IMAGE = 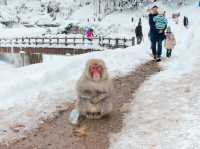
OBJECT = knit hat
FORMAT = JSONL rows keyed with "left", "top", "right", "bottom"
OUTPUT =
{"left": 152, "top": 5, "right": 158, "bottom": 8}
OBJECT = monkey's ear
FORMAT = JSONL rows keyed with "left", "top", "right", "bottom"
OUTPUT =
{"left": 84, "top": 60, "right": 92, "bottom": 80}
{"left": 101, "top": 66, "right": 109, "bottom": 81}
{"left": 85, "top": 67, "right": 92, "bottom": 80}
{"left": 95, "top": 60, "right": 109, "bottom": 81}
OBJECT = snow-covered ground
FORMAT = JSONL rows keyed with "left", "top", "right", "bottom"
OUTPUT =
{"left": 109, "top": 4, "right": 200, "bottom": 149}
{"left": 0, "top": 61, "right": 14, "bottom": 70}
{"left": 0, "top": 44, "right": 151, "bottom": 142}
{"left": 0, "top": 0, "right": 200, "bottom": 147}
{"left": 0, "top": 2, "right": 152, "bottom": 143}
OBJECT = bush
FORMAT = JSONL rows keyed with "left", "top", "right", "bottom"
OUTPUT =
{"left": 62, "top": 23, "right": 73, "bottom": 34}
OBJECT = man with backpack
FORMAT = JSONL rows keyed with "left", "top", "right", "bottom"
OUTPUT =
{"left": 183, "top": 16, "right": 189, "bottom": 28}
{"left": 148, "top": 6, "right": 168, "bottom": 62}
{"left": 135, "top": 19, "right": 143, "bottom": 45}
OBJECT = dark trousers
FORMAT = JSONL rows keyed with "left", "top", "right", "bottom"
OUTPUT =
{"left": 136, "top": 36, "right": 143, "bottom": 45}
{"left": 166, "top": 49, "right": 172, "bottom": 57}
{"left": 150, "top": 34, "right": 164, "bottom": 58}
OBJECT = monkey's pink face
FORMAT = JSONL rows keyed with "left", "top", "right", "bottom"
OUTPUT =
{"left": 89, "top": 63, "right": 103, "bottom": 81}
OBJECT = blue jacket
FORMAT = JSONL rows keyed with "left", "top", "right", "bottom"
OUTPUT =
{"left": 149, "top": 13, "right": 158, "bottom": 34}
{"left": 149, "top": 13, "right": 167, "bottom": 40}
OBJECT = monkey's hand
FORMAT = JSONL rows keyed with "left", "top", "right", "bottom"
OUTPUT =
{"left": 79, "top": 90, "right": 96, "bottom": 101}
{"left": 79, "top": 95, "right": 92, "bottom": 100}
{"left": 91, "top": 92, "right": 109, "bottom": 104}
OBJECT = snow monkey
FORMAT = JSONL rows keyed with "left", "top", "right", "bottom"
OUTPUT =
{"left": 76, "top": 59, "right": 113, "bottom": 119}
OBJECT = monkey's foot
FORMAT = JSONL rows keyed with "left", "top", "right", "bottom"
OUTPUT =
{"left": 86, "top": 112, "right": 102, "bottom": 119}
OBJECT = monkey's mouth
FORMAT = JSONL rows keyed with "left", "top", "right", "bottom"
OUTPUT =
{"left": 86, "top": 112, "right": 102, "bottom": 119}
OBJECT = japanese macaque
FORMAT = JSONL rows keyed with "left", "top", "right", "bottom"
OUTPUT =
{"left": 76, "top": 59, "right": 113, "bottom": 119}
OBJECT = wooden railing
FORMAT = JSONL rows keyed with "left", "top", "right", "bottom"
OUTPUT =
{"left": 0, "top": 36, "right": 135, "bottom": 49}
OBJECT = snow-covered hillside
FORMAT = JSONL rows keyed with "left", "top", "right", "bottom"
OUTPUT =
{"left": 0, "top": 0, "right": 196, "bottom": 39}
{"left": 0, "top": 0, "right": 93, "bottom": 37}
{"left": 0, "top": 0, "right": 91, "bottom": 24}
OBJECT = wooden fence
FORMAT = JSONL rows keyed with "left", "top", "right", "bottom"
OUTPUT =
{"left": 0, "top": 47, "right": 101, "bottom": 66}
{"left": 0, "top": 36, "right": 135, "bottom": 49}
{"left": 0, "top": 47, "right": 100, "bottom": 55}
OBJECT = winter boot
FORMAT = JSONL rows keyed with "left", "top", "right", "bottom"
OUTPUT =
{"left": 166, "top": 49, "right": 172, "bottom": 58}
{"left": 156, "top": 56, "right": 161, "bottom": 62}
{"left": 153, "top": 55, "right": 157, "bottom": 61}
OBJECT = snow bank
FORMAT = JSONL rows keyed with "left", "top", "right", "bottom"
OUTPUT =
{"left": 0, "top": 60, "right": 14, "bottom": 70}
{"left": 109, "top": 5, "right": 200, "bottom": 149}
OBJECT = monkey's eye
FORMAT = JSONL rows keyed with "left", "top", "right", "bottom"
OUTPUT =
{"left": 90, "top": 66, "right": 97, "bottom": 71}
{"left": 96, "top": 66, "right": 103, "bottom": 72}
{"left": 90, "top": 65, "right": 98, "bottom": 70}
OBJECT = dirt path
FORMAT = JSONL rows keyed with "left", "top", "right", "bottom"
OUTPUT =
{"left": 1, "top": 61, "right": 161, "bottom": 149}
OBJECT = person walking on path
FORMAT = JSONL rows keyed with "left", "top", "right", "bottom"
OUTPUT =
{"left": 135, "top": 19, "right": 143, "bottom": 45}
{"left": 164, "top": 27, "right": 176, "bottom": 58}
{"left": 148, "top": 5, "right": 168, "bottom": 62}
{"left": 86, "top": 28, "right": 94, "bottom": 41}
{"left": 183, "top": 16, "right": 189, "bottom": 28}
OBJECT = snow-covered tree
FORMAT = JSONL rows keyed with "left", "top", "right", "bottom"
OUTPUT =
{"left": 93, "top": 0, "right": 146, "bottom": 19}
{"left": 0, "top": 0, "right": 7, "bottom": 5}
{"left": 93, "top": 0, "right": 195, "bottom": 19}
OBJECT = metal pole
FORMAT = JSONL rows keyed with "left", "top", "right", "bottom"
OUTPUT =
{"left": 99, "top": 0, "right": 101, "bottom": 16}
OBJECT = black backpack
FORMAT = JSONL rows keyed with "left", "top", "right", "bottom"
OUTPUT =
{"left": 135, "top": 25, "right": 142, "bottom": 37}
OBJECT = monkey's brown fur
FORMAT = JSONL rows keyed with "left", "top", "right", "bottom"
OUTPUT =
{"left": 76, "top": 59, "right": 113, "bottom": 119}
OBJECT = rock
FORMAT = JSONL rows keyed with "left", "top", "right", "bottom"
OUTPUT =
{"left": 10, "top": 124, "right": 26, "bottom": 133}
{"left": 0, "top": 129, "right": 7, "bottom": 133}
{"left": 73, "top": 127, "right": 87, "bottom": 137}
{"left": 56, "top": 102, "right": 70, "bottom": 113}
{"left": 30, "top": 145, "right": 39, "bottom": 149}
{"left": 24, "top": 111, "right": 34, "bottom": 117}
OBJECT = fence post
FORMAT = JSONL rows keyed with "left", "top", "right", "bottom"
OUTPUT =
{"left": 98, "top": 36, "right": 101, "bottom": 46}
{"left": 28, "top": 38, "right": 31, "bottom": 45}
{"left": 82, "top": 36, "right": 85, "bottom": 45}
{"left": 22, "top": 37, "right": 25, "bottom": 44}
{"left": 132, "top": 37, "right": 135, "bottom": 46}
{"left": 57, "top": 38, "right": 59, "bottom": 45}
{"left": 15, "top": 38, "right": 18, "bottom": 44}
{"left": 49, "top": 38, "right": 52, "bottom": 45}
{"left": 108, "top": 38, "right": 111, "bottom": 48}
{"left": 115, "top": 38, "right": 119, "bottom": 48}
{"left": 102, "top": 37, "right": 105, "bottom": 47}
{"left": 35, "top": 38, "right": 38, "bottom": 45}
{"left": 65, "top": 37, "right": 68, "bottom": 46}
{"left": 73, "top": 37, "right": 76, "bottom": 46}
{"left": 123, "top": 38, "right": 126, "bottom": 48}
{"left": 42, "top": 38, "right": 44, "bottom": 45}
